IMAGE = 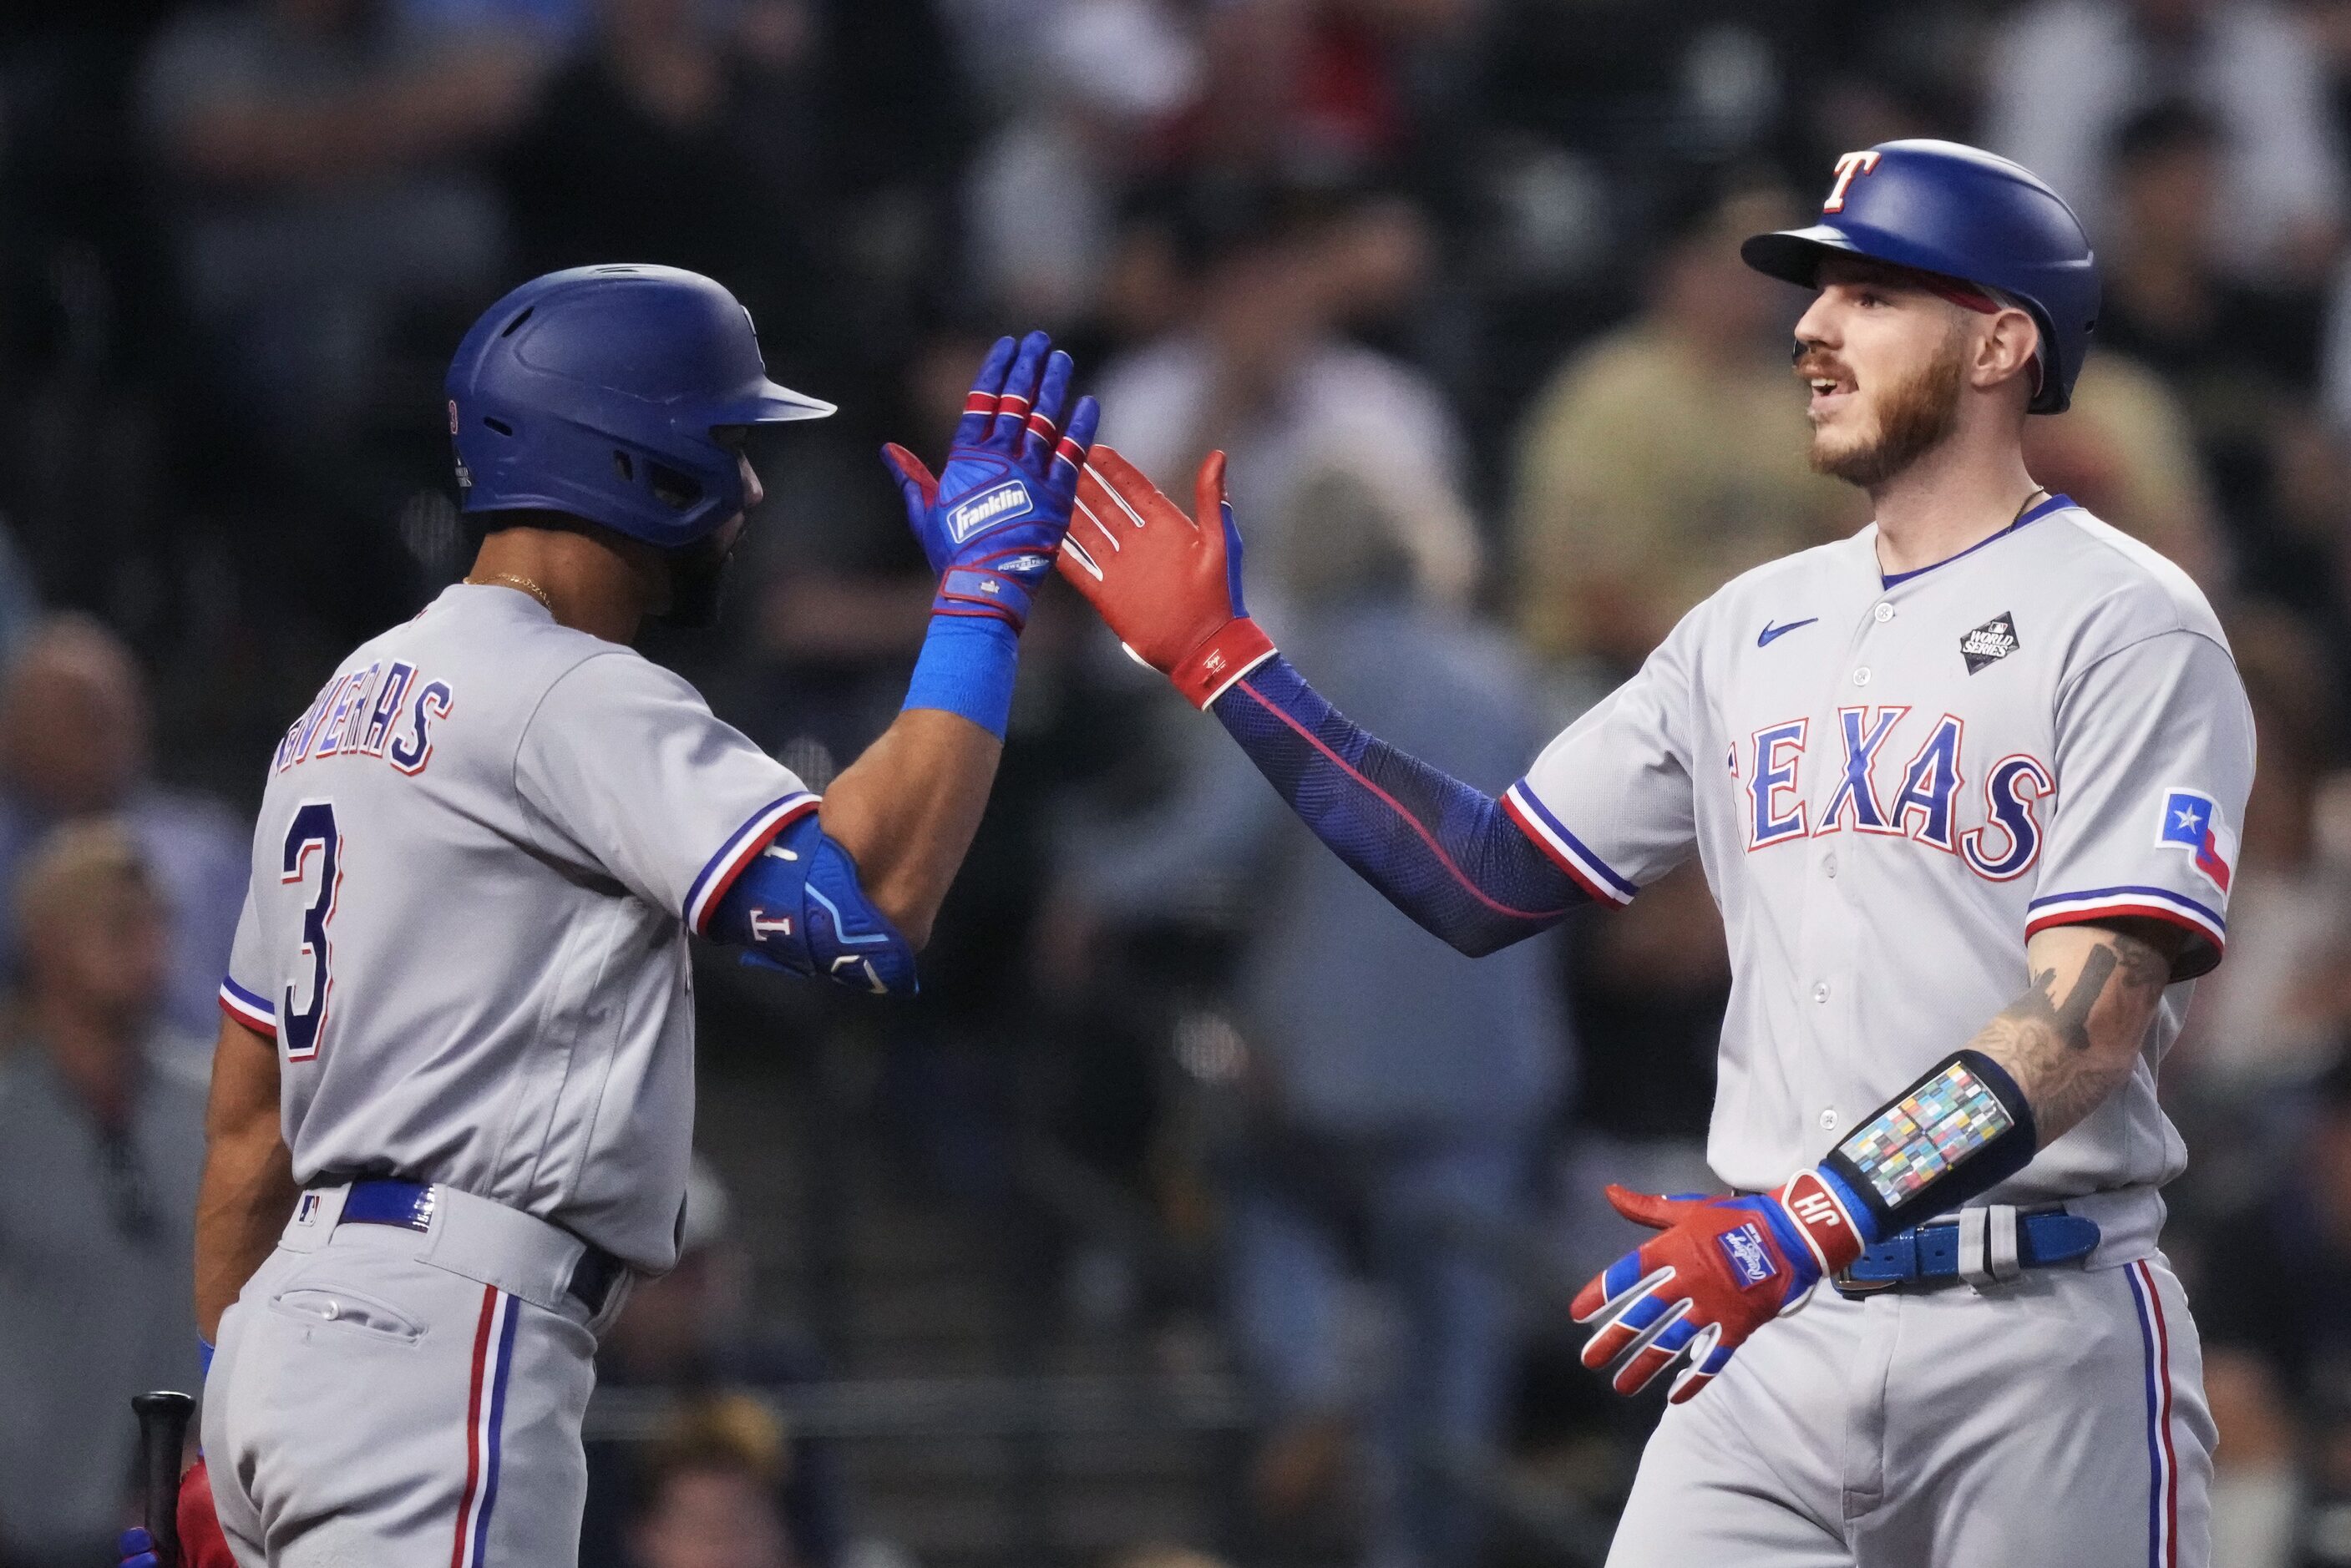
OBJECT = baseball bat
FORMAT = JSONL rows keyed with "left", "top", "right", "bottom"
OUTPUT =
{"left": 130, "top": 1391, "right": 195, "bottom": 1568}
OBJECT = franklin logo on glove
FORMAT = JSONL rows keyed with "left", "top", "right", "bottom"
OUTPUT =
{"left": 947, "top": 480, "right": 1036, "bottom": 544}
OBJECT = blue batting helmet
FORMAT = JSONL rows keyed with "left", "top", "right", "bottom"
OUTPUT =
{"left": 446, "top": 265, "right": 835, "bottom": 548}
{"left": 1740, "top": 140, "right": 2098, "bottom": 414}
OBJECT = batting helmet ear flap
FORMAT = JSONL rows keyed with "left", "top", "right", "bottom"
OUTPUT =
{"left": 446, "top": 266, "right": 835, "bottom": 549}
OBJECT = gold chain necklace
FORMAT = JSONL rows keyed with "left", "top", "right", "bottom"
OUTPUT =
{"left": 466, "top": 571, "right": 553, "bottom": 611}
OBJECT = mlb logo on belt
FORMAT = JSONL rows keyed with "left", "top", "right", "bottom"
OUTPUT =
{"left": 295, "top": 1192, "right": 323, "bottom": 1227}
{"left": 2156, "top": 788, "right": 2235, "bottom": 894}
{"left": 946, "top": 479, "right": 1034, "bottom": 544}
{"left": 1718, "top": 1222, "right": 1780, "bottom": 1287}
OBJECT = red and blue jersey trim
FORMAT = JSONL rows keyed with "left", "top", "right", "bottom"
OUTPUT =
{"left": 683, "top": 792, "right": 822, "bottom": 936}
{"left": 2023, "top": 883, "right": 2225, "bottom": 958}
{"left": 2126, "top": 1260, "right": 2181, "bottom": 1568}
{"left": 218, "top": 977, "right": 277, "bottom": 1037}
{"left": 1501, "top": 782, "right": 1638, "bottom": 906}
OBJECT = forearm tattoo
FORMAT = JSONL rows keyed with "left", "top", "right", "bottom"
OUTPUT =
{"left": 1971, "top": 932, "right": 2169, "bottom": 1143}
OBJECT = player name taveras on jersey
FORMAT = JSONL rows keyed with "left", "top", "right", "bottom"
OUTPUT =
{"left": 273, "top": 660, "right": 453, "bottom": 776}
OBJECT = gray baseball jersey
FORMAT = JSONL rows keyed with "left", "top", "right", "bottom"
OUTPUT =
{"left": 219, "top": 583, "right": 815, "bottom": 1272}
{"left": 1502, "top": 496, "right": 2252, "bottom": 1263}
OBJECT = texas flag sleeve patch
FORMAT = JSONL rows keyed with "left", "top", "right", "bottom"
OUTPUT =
{"left": 2156, "top": 788, "right": 2236, "bottom": 895}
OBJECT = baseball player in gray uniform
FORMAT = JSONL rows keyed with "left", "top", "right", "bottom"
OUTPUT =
{"left": 1054, "top": 141, "right": 2247, "bottom": 1566}
{"left": 140, "top": 266, "right": 1098, "bottom": 1568}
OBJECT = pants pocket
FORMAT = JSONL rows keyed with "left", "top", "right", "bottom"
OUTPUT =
{"left": 267, "top": 1286, "right": 425, "bottom": 1345}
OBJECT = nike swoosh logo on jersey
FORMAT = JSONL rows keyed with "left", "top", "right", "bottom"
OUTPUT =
{"left": 1757, "top": 618, "right": 1818, "bottom": 647}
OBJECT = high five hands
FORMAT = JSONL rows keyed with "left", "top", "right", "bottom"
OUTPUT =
{"left": 1054, "top": 446, "right": 1275, "bottom": 708}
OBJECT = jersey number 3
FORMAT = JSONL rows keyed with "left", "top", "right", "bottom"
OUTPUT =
{"left": 281, "top": 801, "right": 342, "bottom": 1060}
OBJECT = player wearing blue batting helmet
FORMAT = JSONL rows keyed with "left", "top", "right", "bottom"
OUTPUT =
{"left": 1740, "top": 139, "right": 2098, "bottom": 414}
{"left": 445, "top": 264, "right": 836, "bottom": 625}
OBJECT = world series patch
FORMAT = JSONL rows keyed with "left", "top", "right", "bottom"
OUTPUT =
{"left": 1960, "top": 612, "right": 2019, "bottom": 674}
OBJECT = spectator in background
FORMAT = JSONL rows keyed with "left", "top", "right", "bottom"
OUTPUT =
{"left": 497, "top": 0, "right": 859, "bottom": 398}
{"left": 585, "top": 1159, "right": 844, "bottom": 1568}
{"left": 2086, "top": 101, "right": 2330, "bottom": 599}
{"left": 1054, "top": 484, "right": 1564, "bottom": 1568}
{"left": 1094, "top": 180, "right": 1482, "bottom": 622}
{"left": 0, "top": 822, "right": 207, "bottom": 1568}
{"left": 1177, "top": 0, "right": 1480, "bottom": 188}
{"left": 1982, "top": 0, "right": 2345, "bottom": 282}
{"left": 1508, "top": 182, "right": 1859, "bottom": 673}
{"left": 138, "top": 0, "right": 535, "bottom": 448}
{"left": 0, "top": 616, "right": 248, "bottom": 1046}
{"left": 2193, "top": 1048, "right": 2351, "bottom": 1568}
{"left": 2170, "top": 609, "right": 2351, "bottom": 1103}
{"left": 2021, "top": 353, "right": 2228, "bottom": 591}
{"left": 399, "top": 0, "right": 590, "bottom": 46}
{"left": 627, "top": 1393, "right": 800, "bottom": 1568}
{"left": 964, "top": 0, "right": 1202, "bottom": 328}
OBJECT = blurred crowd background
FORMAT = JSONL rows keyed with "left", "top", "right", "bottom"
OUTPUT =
{"left": 7, "top": 0, "right": 2351, "bottom": 1565}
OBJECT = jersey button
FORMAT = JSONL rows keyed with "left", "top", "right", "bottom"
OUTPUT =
{"left": 1874, "top": 603, "right": 1895, "bottom": 623}
{"left": 1811, "top": 981, "right": 1831, "bottom": 1004}
{"left": 1823, "top": 852, "right": 1838, "bottom": 878}
{"left": 1852, "top": 666, "right": 1872, "bottom": 686}
{"left": 1820, "top": 1108, "right": 1840, "bottom": 1131}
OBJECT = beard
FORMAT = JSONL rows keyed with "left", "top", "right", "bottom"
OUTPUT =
{"left": 659, "top": 531, "right": 736, "bottom": 628}
{"left": 1809, "top": 325, "right": 1968, "bottom": 488}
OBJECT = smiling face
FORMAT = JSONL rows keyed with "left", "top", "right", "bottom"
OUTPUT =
{"left": 1791, "top": 255, "right": 2038, "bottom": 489}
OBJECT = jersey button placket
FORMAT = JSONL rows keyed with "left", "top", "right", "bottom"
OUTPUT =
{"left": 1804, "top": 595, "right": 1878, "bottom": 1151}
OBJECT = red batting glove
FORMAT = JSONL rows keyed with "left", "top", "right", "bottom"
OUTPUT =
{"left": 118, "top": 1458, "right": 236, "bottom": 1568}
{"left": 1055, "top": 446, "right": 1276, "bottom": 708}
{"left": 1569, "top": 1174, "right": 1864, "bottom": 1404}
{"left": 179, "top": 1457, "right": 237, "bottom": 1568}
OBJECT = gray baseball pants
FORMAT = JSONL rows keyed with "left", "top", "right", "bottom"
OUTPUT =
{"left": 202, "top": 1182, "right": 630, "bottom": 1567}
{"left": 1605, "top": 1253, "right": 2212, "bottom": 1568}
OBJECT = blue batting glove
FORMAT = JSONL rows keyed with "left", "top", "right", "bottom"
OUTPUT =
{"left": 119, "top": 1525, "right": 160, "bottom": 1568}
{"left": 880, "top": 331, "right": 1101, "bottom": 632}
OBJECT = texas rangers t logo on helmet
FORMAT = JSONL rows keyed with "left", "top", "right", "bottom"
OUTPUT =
{"left": 1822, "top": 150, "right": 1882, "bottom": 213}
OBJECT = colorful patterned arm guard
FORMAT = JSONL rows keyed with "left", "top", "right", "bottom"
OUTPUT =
{"left": 1821, "top": 1050, "right": 2039, "bottom": 1238}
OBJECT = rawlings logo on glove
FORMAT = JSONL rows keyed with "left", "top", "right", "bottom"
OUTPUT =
{"left": 1572, "top": 1171, "right": 1867, "bottom": 1404}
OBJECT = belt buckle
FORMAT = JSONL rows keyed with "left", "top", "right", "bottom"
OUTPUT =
{"left": 1832, "top": 1267, "right": 1902, "bottom": 1298}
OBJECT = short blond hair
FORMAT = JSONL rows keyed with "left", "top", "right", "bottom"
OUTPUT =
{"left": 637, "top": 1392, "right": 791, "bottom": 1505}
{"left": 14, "top": 817, "right": 149, "bottom": 942}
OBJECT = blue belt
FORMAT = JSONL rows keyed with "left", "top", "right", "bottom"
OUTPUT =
{"left": 1836, "top": 1207, "right": 2100, "bottom": 1295}
{"left": 332, "top": 1179, "right": 625, "bottom": 1314}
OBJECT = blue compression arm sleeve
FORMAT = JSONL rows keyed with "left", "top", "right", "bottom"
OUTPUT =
{"left": 1206, "top": 655, "right": 1585, "bottom": 954}
{"left": 903, "top": 615, "right": 1019, "bottom": 740}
